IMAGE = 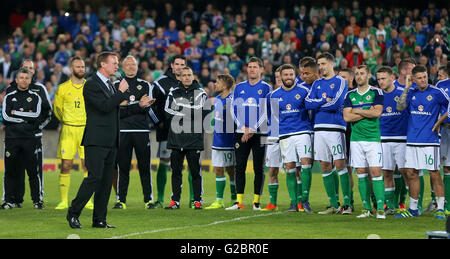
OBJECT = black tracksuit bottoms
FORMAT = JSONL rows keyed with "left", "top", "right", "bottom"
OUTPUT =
{"left": 170, "top": 149, "right": 202, "bottom": 203}
{"left": 117, "top": 132, "right": 152, "bottom": 203}
{"left": 234, "top": 133, "right": 266, "bottom": 196}
{"left": 3, "top": 137, "right": 41, "bottom": 204}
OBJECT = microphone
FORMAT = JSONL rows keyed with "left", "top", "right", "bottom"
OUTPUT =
{"left": 113, "top": 72, "right": 130, "bottom": 93}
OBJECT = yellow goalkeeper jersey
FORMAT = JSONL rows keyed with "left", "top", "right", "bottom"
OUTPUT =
{"left": 54, "top": 79, "right": 86, "bottom": 126}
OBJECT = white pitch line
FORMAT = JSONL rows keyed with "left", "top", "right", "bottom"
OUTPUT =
{"left": 107, "top": 211, "right": 282, "bottom": 239}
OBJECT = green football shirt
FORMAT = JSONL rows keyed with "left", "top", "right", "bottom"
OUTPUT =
{"left": 344, "top": 86, "right": 384, "bottom": 142}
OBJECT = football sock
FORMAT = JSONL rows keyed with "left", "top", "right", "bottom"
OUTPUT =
{"left": 296, "top": 179, "right": 302, "bottom": 204}
{"left": 418, "top": 171, "right": 424, "bottom": 211}
{"left": 268, "top": 183, "right": 279, "bottom": 206}
{"left": 437, "top": 197, "right": 445, "bottom": 211}
{"left": 409, "top": 197, "right": 418, "bottom": 211}
{"left": 322, "top": 171, "right": 338, "bottom": 208}
{"left": 338, "top": 168, "right": 351, "bottom": 206}
{"left": 156, "top": 161, "right": 169, "bottom": 202}
{"left": 358, "top": 174, "right": 372, "bottom": 211}
{"left": 372, "top": 176, "right": 385, "bottom": 211}
{"left": 444, "top": 173, "right": 450, "bottom": 210}
{"left": 286, "top": 169, "right": 297, "bottom": 206}
{"left": 237, "top": 194, "right": 244, "bottom": 205}
{"left": 229, "top": 179, "right": 237, "bottom": 201}
{"left": 59, "top": 173, "right": 70, "bottom": 203}
{"left": 253, "top": 194, "right": 261, "bottom": 204}
{"left": 385, "top": 187, "right": 395, "bottom": 209}
{"left": 216, "top": 176, "right": 226, "bottom": 200}
{"left": 301, "top": 165, "right": 312, "bottom": 202}
{"left": 333, "top": 169, "right": 340, "bottom": 203}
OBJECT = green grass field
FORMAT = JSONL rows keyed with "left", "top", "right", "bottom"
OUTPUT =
{"left": 0, "top": 169, "right": 446, "bottom": 239}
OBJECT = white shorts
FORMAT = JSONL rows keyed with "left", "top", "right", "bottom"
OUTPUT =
{"left": 212, "top": 149, "right": 236, "bottom": 167}
{"left": 157, "top": 141, "right": 171, "bottom": 159}
{"left": 350, "top": 141, "right": 383, "bottom": 168}
{"left": 405, "top": 145, "right": 440, "bottom": 171}
{"left": 440, "top": 127, "right": 450, "bottom": 166}
{"left": 382, "top": 142, "right": 406, "bottom": 170}
{"left": 279, "top": 134, "right": 313, "bottom": 164}
{"left": 313, "top": 131, "right": 346, "bottom": 163}
{"left": 265, "top": 143, "right": 282, "bottom": 168}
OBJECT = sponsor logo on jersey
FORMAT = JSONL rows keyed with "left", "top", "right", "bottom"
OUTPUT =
{"left": 386, "top": 106, "right": 392, "bottom": 113}
{"left": 418, "top": 105, "right": 424, "bottom": 112}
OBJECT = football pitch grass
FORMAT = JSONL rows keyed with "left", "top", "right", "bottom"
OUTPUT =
{"left": 0, "top": 169, "right": 446, "bottom": 239}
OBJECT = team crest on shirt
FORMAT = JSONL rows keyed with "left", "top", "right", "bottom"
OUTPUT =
{"left": 427, "top": 95, "right": 433, "bottom": 101}
{"left": 394, "top": 96, "right": 400, "bottom": 102}
{"left": 130, "top": 95, "right": 135, "bottom": 102}
{"left": 418, "top": 105, "right": 424, "bottom": 111}
{"left": 27, "top": 97, "right": 32, "bottom": 102}
{"left": 366, "top": 95, "right": 372, "bottom": 101}
{"left": 137, "top": 85, "right": 143, "bottom": 91}
{"left": 330, "top": 83, "right": 335, "bottom": 89}
{"left": 235, "top": 143, "right": 240, "bottom": 149}
{"left": 386, "top": 106, "right": 392, "bottom": 113}
{"left": 286, "top": 104, "right": 292, "bottom": 110}
{"left": 258, "top": 89, "right": 263, "bottom": 95}
{"left": 295, "top": 94, "right": 301, "bottom": 100}
{"left": 5, "top": 151, "right": 10, "bottom": 157}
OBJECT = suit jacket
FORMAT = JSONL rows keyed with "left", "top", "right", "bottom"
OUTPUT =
{"left": 81, "top": 73, "right": 128, "bottom": 148}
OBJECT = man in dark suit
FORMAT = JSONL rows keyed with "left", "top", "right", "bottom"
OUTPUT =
{"left": 0, "top": 53, "right": 13, "bottom": 82}
{"left": 67, "top": 52, "right": 154, "bottom": 229}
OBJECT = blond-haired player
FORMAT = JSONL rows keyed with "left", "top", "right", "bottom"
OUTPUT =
{"left": 54, "top": 57, "right": 93, "bottom": 210}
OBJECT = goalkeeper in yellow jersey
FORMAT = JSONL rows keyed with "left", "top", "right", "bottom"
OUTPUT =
{"left": 54, "top": 57, "right": 93, "bottom": 210}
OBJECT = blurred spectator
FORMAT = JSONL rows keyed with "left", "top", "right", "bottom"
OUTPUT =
{"left": 346, "top": 44, "right": 364, "bottom": 68}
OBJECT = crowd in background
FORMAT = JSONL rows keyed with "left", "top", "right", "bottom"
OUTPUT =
{"left": 0, "top": 1, "right": 449, "bottom": 109}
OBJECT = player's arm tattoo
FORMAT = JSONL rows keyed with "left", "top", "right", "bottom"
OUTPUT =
{"left": 396, "top": 87, "right": 410, "bottom": 111}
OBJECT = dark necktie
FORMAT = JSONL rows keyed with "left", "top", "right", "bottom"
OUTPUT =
{"left": 106, "top": 80, "right": 115, "bottom": 93}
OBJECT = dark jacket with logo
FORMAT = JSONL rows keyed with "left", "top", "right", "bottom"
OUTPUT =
{"left": 113, "top": 76, "right": 158, "bottom": 132}
{"left": 164, "top": 80, "right": 209, "bottom": 150}
{"left": 152, "top": 68, "right": 183, "bottom": 142}
{"left": 2, "top": 88, "right": 42, "bottom": 139}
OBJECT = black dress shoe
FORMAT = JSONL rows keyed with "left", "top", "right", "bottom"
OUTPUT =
{"left": 66, "top": 214, "right": 82, "bottom": 229}
{"left": 92, "top": 221, "right": 116, "bottom": 228}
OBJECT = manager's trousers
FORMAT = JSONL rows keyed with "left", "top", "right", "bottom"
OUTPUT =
{"left": 170, "top": 149, "right": 203, "bottom": 203}
{"left": 234, "top": 133, "right": 266, "bottom": 195}
{"left": 69, "top": 146, "right": 116, "bottom": 223}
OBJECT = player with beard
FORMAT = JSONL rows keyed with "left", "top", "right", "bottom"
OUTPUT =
{"left": 344, "top": 65, "right": 385, "bottom": 219}
{"left": 54, "top": 57, "right": 94, "bottom": 210}
{"left": 267, "top": 64, "right": 313, "bottom": 211}
{"left": 305, "top": 52, "right": 351, "bottom": 215}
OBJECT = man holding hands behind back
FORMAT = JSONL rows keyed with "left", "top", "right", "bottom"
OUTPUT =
{"left": 67, "top": 52, "right": 154, "bottom": 229}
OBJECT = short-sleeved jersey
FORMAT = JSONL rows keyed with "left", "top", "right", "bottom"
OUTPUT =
{"left": 232, "top": 79, "right": 272, "bottom": 134}
{"left": 267, "top": 85, "right": 312, "bottom": 139}
{"left": 344, "top": 86, "right": 384, "bottom": 142}
{"left": 436, "top": 78, "right": 450, "bottom": 124}
{"left": 54, "top": 79, "right": 86, "bottom": 126}
{"left": 405, "top": 85, "right": 449, "bottom": 146}
{"left": 380, "top": 86, "right": 409, "bottom": 141}
{"left": 212, "top": 93, "right": 235, "bottom": 150}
